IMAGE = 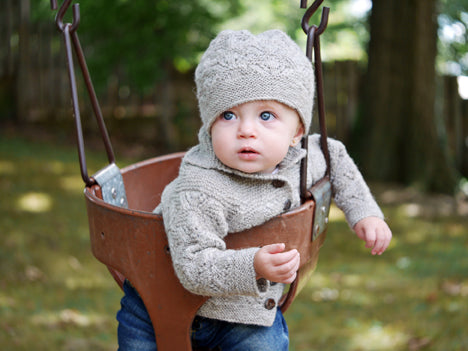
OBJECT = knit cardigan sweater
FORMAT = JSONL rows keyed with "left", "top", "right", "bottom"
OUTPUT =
{"left": 154, "top": 131, "right": 384, "bottom": 327}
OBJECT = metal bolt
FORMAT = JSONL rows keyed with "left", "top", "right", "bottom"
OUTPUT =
{"left": 111, "top": 187, "right": 117, "bottom": 199}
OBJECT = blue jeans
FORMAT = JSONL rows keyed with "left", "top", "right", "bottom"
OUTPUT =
{"left": 117, "top": 280, "right": 289, "bottom": 351}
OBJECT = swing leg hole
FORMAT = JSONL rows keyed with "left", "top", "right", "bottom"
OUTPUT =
{"left": 101, "top": 231, "right": 105, "bottom": 239}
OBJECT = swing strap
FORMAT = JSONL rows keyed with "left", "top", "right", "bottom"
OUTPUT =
{"left": 300, "top": 0, "right": 331, "bottom": 201}
{"left": 51, "top": 0, "right": 116, "bottom": 188}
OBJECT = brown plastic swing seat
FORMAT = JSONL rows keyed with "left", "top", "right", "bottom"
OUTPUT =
{"left": 85, "top": 152, "right": 327, "bottom": 351}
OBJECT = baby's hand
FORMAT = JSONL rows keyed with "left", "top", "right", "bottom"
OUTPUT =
{"left": 353, "top": 217, "right": 392, "bottom": 255}
{"left": 254, "top": 243, "right": 300, "bottom": 284}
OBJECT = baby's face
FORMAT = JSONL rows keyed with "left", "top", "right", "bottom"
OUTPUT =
{"left": 210, "top": 100, "right": 304, "bottom": 174}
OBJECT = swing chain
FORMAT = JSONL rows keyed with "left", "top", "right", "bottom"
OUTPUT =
{"left": 50, "top": 0, "right": 115, "bottom": 188}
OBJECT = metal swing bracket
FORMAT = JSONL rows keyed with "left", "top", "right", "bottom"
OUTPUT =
{"left": 310, "top": 177, "right": 331, "bottom": 240}
{"left": 51, "top": 0, "right": 128, "bottom": 209}
{"left": 93, "top": 163, "right": 128, "bottom": 208}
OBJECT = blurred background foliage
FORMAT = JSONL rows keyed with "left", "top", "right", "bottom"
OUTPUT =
{"left": 438, "top": 0, "right": 468, "bottom": 75}
{"left": 28, "top": 0, "right": 468, "bottom": 86}
{"left": 31, "top": 0, "right": 370, "bottom": 91}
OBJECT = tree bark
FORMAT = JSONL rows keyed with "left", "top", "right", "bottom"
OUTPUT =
{"left": 355, "top": 0, "right": 458, "bottom": 193}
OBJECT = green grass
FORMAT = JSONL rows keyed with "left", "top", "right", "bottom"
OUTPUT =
{"left": 1, "top": 133, "right": 467, "bottom": 350}
{"left": 0, "top": 134, "right": 123, "bottom": 351}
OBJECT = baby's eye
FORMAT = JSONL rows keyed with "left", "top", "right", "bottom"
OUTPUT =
{"left": 222, "top": 111, "right": 236, "bottom": 120}
{"left": 260, "top": 111, "right": 275, "bottom": 121}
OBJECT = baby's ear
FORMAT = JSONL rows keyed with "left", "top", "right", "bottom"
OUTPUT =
{"left": 290, "top": 125, "right": 304, "bottom": 147}
{"left": 296, "top": 124, "right": 305, "bottom": 139}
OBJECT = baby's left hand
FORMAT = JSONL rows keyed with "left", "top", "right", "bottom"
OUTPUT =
{"left": 353, "top": 217, "right": 392, "bottom": 255}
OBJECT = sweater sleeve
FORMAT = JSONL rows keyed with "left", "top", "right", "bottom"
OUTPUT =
{"left": 161, "top": 190, "right": 262, "bottom": 298}
{"left": 309, "top": 137, "right": 384, "bottom": 228}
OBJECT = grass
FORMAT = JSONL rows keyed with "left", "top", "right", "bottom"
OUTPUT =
{"left": 0, "top": 133, "right": 122, "bottom": 351}
{"left": 1, "top": 132, "right": 467, "bottom": 350}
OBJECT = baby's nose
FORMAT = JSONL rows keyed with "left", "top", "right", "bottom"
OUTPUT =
{"left": 237, "top": 118, "right": 256, "bottom": 138}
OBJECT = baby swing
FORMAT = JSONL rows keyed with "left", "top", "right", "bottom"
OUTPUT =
{"left": 50, "top": 0, "right": 332, "bottom": 349}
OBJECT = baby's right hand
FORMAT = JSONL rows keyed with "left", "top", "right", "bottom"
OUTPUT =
{"left": 254, "top": 243, "right": 300, "bottom": 284}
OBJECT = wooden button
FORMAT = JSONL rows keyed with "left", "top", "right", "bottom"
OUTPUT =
{"left": 264, "top": 298, "right": 276, "bottom": 310}
{"left": 257, "top": 278, "right": 268, "bottom": 292}
{"left": 272, "top": 179, "right": 285, "bottom": 188}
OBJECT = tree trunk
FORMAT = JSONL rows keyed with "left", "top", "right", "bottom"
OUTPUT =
{"left": 355, "top": 0, "right": 458, "bottom": 193}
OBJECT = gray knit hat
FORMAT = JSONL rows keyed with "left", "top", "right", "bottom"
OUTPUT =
{"left": 195, "top": 29, "right": 314, "bottom": 133}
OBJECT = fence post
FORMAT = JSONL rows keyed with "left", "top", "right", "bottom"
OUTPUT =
{"left": 323, "top": 60, "right": 362, "bottom": 143}
{"left": 461, "top": 99, "right": 468, "bottom": 177}
{"left": 443, "top": 76, "right": 466, "bottom": 176}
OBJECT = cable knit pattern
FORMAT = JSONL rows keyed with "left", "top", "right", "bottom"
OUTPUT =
{"left": 154, "top": 134, "right": 384, "bottom": 327}
{"left": 195, "top": 30, "right": 315, "bottom": 133}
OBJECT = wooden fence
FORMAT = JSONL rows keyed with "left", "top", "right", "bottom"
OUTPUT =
{"left": 0, "top": 1, "right": 71, "bottom": 123}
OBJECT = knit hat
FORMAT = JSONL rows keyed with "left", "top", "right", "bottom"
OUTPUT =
{"left": 195, "top": 29, "right": 315, "bottom": 133}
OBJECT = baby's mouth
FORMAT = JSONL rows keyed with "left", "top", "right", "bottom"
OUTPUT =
{"left": 239, "top": 147, "right": 258, "bottom": 154}
{"left": 238, "top": 147, "right": 260, "bottom": 160}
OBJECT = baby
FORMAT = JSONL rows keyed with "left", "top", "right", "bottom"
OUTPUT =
{"left": 117, "top": 29, "right": 392, "bottom": 351}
